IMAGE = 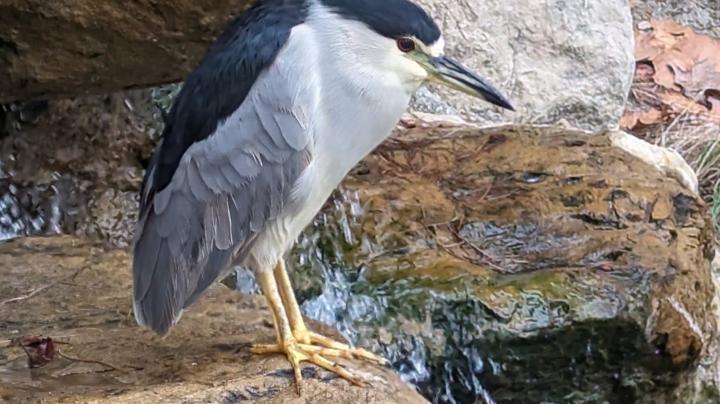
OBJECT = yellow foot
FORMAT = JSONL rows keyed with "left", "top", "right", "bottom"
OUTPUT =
{"left": 251, "top": 339, "right": 367, "bottom": 393}
{"left": 296, "top": 330, "right": 387, "bottom": 366}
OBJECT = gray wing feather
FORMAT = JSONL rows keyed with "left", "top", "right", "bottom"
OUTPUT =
{"left": 133, "top": 69, "right": 314, "bottom": 335}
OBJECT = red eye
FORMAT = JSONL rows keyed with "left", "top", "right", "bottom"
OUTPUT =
{"left": 396, "top": 38, "right": 415, "bottom": 53}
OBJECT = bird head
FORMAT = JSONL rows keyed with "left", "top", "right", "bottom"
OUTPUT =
{"left": 319, "top": 0, "right": 514, "bottom": 111}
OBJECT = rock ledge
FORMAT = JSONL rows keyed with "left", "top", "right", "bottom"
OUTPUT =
{"left": 0, "top": 236, "right": 424, "bottom": 404}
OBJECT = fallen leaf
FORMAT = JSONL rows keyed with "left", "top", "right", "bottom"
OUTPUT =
{"left": 17, "top": 336, "right": 56, "bottom": 368}
{"left": 636, "top": 19, "right": 720, "bottom": 98}
{"left": 624, "top": 19, "right": 720, "bottom": 132}
{"left": 621, "top": 109, "right": 664, "bottom": 129}
{"left": 635, "top": 62, "right": 656, "bottom": 81}
{"left": 674, "top": 60, "right": 720, "bottom": 96}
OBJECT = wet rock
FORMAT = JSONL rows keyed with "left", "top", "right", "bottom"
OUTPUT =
{"left": 0, "top": 236, "right": 424, "bottom": 403}
{"left": 0, "top": 90, "right": 157, "bottom": 246}
{"left": 0, "top": 0, "right": 252, "bottom": 102}
{"left": 289, "top": 123, "right": 718, "bottom": 403}
{"left": 411, "top": 0, "right": 635, "bottom": 131}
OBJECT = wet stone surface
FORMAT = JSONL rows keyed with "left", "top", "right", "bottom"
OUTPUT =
{"left": 0, "top": 90, "right": 158, "bottom": 246}
{"left": 281, "top": 124, "right": 718, "bottom": 403}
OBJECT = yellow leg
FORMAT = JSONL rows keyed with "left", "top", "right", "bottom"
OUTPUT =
{"left": 273, "top": 259, "right": 388, "bottom": 365}
{"left": 274, "top": 260, "right": 310, "bottom": 344}
{"left": 251, "top": 267, "right": 367, "bottom": 394}
{"left": 252, "top": 268, "right": 302, "bottom": 386}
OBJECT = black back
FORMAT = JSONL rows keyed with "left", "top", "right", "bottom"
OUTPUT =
{"left": 142, "top": 0, "right": 309, "bottom": 211}
{"left": 319, "top": 0, "right": 440, "bottom": 44}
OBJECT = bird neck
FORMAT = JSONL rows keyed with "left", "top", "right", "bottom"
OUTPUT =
{"left": 304, "top": 1, "right": 419, "bottom": 178}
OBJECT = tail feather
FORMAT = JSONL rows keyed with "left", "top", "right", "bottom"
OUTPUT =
{"left": 132, "top": 200, "right": 242, "bottom": 336}
{"left": 133, "top": 234, "right": 182, "bottom": 336}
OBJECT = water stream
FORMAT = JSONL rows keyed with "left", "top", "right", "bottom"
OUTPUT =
{"left": 0, "top": 180, "right": 63, "bottom": 242}
{"left": 229, "top": 189, "right": 502, "bottom": 404}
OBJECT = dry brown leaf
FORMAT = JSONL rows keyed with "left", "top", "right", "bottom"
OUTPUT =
{"left": 636, "top": 19, "right": 720, "bottom": 99}
{"left": 635, "top": 19, "right": 689, "bottom": 61}
{"left": 658, "top": 91, "right": 713, "bottom": 116}
{"left": 676, "top": 39, "right": 720, "bottom": 95}
{"left": 621, "top": 110, "right": 663, "bottom": 129}
{"left": 626, "top": 19, "right": 720, "bottom": 131}
{"left": 16, "top": 336, "right": 56, "bottom": 368}
{"left": 635, "top": 62, "right": 656, "bottom": 81}
{"left": 674, "top": 62, "right": 720, "bottom": 98}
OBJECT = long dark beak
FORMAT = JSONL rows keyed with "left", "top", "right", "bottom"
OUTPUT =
{"left": 429, "top": 56, "right": 514, "bottom": 111}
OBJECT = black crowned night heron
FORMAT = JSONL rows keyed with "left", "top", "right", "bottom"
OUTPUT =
{"left": 133, "top": 0, "right": 513, "bottom": 391}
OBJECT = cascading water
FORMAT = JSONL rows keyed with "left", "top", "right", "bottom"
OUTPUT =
{"left": 231, "top": 188, "right": 501, "bottom": 404}
{"left": 0, "top": 179, "right": 64, "bottom": 242}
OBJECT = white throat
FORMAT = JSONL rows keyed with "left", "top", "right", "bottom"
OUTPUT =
{"left": 303, "top": 1, "right": 424, "bottom": 178}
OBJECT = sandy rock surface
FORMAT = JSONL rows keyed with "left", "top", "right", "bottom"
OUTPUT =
{"left": 0, "top": 237, "right": 425, "bottom": 404}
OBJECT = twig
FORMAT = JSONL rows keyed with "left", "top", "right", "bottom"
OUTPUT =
{"left": 1, "top": 337, "right": 140, "bottom": 373}
{"left": 0, "top": 284, "right": 55, "bottom": 306}
{"left": 447, "top": 225, "right": 508, "bottom": 272}
{"left": 0, "top": 266, "right": 87, "bottom": 306}
{"left": 0, "top": 337, "right": 72, "bottom": 349}
{"left": 56, "top": 350, "right": 125, "bottom": 373}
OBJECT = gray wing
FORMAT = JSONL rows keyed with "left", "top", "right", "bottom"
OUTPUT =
{"left": 132, "top": 71, "right": 313, "bottom": 336}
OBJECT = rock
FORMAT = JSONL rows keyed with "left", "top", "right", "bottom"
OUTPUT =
{"left": 3, "top": 83, "right": 716, "bottom": 401}
{"left": 411, "top": 0, "right": 636, "bottom": 131}
{"left": 0, "top": 0, "right": 251, "bottom": 102}
{"left": 0, "top": 236, "right": 425, "bottom": 404}
{"left": 287, "top": 123, "right": 718, "bottom": 403}
{"left": 2, "top": 0, "right": 635, "bottom": 132}
{"left": 631, "top": 0, "right": 720, "bottom": 37}
{"left": 0, "top": 90, "right": 157, "bottom": 246}
{"left": 608, "top": 130, "right": 699, "bottom": 193}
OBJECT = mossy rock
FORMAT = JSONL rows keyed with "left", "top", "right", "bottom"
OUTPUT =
{"left": 289, "top": 124, "right": 717, "bottom": 403}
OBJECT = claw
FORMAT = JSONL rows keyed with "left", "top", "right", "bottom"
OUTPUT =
{"left": 256, "top": 261, "right": 388, "bottom": 394}
{"left": 251, "top": 339, "right": 366, "bottom": 391}
{"left": 310, "top": 353, "right": 364, "bottom": 387}
{"left": 307, "top": 332, "right": 388, "bottom": 365}
{"left": 291, "top": 329, "right": 387, "bottom": 366}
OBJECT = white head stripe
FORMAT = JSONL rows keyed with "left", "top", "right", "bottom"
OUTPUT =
{"left": 427, "top": 36, "right": 445, "bottom": 57}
